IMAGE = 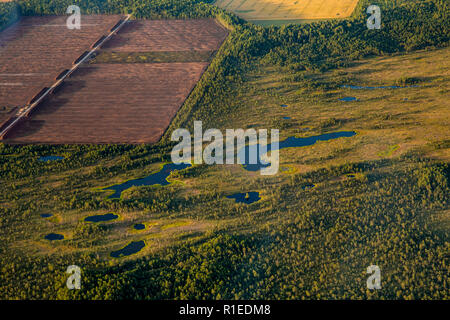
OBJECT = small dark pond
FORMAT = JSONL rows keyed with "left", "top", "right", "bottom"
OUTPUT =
{"left": 342, "top": 84, "right": 419, "bottom": 90}
{"left": 103, "top": 162, "right": 192, "bottom": 199}
{"left": 85, "top": 213, "right": 118, "bottom": 223}
{"left": 38, "top": 156, "right": 64, "bottom": 162}
{"left": 134, "top": 223, "right": 146, "bottom": 230}
{"left": 40, "top": 213, "right": 53, "bottom": 218}
{"left": 110, "top": 240, "right": 145, "bottom": 258}
{"left": 302, "top": 184, "right": 315, "bottom": 190}
{"left": 227, "top": 192, "right": 261, "bottom": 204}
{"left": 281, "top": 104, "right": 288, "bottom": 108}
{"left": 283, "top": 116, "right": 291, "bottom": 119}
{"left": 45, "top": 233, "right": 64, "bottom": 241}
{"left": 339, "top": 97, "right": 358, "bottom": 102}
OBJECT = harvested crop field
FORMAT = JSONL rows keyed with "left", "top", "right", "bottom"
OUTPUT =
{"left": 3, "top": 18, "right": 229, "bottom": 144}
{"left": 0, "top": 15, "right": 122, "bottom": 108}
{"left": 6, "top": 63, "right": 208, "bottom": 144}
{"left": 214, "top": 0, "right": 359, "bottom": 22}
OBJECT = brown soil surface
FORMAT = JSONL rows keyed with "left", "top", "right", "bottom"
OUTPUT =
{"left": 0, "top": 106, "right": 16, "bottom": 124}
{"left": 102, "top": 19, "right": 229, "bottom": 52}
{"left": 0, "top": 15, "right": 122, "bottom": 108}
{"left": 3, "top": 17, "right": 228, "bottom": 144}
{"left": 6, "top": 63, "right": 208, "bottom": 144}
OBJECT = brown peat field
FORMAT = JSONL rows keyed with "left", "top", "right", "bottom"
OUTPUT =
{"left": 0, "top": 15, "right": 122, "bottom": 124}
{"left": 1, "top": 17, "right": 229, "bottom": 144}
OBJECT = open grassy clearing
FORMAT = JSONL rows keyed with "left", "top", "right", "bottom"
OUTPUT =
{"left": 214, "top": 0, "right": 359, "bottom": 24}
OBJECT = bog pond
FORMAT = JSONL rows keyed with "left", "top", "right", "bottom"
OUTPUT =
{"left": 342, "top": 84, "right": 419, "bottom": 90}
{"left": 38, "top": 156, "right": 64, "bottom": 162}
{"left": 227, "top": 192, "right": 261, "bottom": 204}
{"left": 45, "top": 233, "right": 64, "bottom": 241}
{"left": 85, "top": 213, "right": 119, "bottom": 222}
{"left": 110, "top": 240, "right": 145, "bottom": 258}
{"left": 240, "top": 131, "right": 356, "bottom": 171}
{"left": 134, "top": 223, "right": 146, "bottom": 230}
{"left": 339, "top": 97, "right": 358, "bottom": 102}
{"left": 103, "top": 163, "right": 192, "bottom": 198}
{"left": 302, "top": 184, "right": 315, "bottom": 190}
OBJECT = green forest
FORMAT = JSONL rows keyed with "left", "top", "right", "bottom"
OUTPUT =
{"left": 0, "top": 0, "right": 448, "bottom": 300}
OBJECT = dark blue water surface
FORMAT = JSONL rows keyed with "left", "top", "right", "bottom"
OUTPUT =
{"left": 40, "top": 213, "right": 53, "bottom": 218}
{"left": 45, "top": 233, "right": 64, "bottom": 241}
{"left": 85, "top": 213, "right": 119, "bottom": 222}
{"left": 339, "top": 97, "right": 358, "bottom": 101}
{"left": 227, "top": 192, "right": 261, "bottom": 204}
{"left": 103, "top": 163, "right": 192, "bottom": 198}
{"left": 283, "top": 116, "right": 291, "bottom": 120}
{"left": 302, "top": 184, "right": 315, "bottom": 190}
{"left": 240, "top": 131, "right": 356, "bottom": 172}
{"left": 281, "top": 104, "right": 288, "bottom": 108}
{"left": 110, "top": 240, "right": 145, "bottom": 258}
{"left": 38, "top": 156, "right": 64, "bottom": 162}
{"left": 342, "top": 84, "right": 419, "bottom": 90}
{"left": 134, "top": 223, "right": 146, "bottom": 230}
